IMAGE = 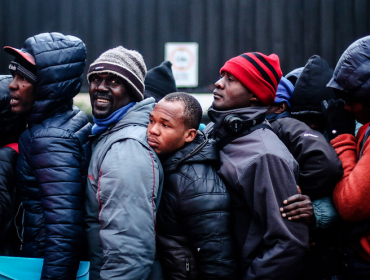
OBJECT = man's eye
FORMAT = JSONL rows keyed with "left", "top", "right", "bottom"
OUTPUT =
{"left": 110, "top": 79, "right": 120, "bottom": 85}
{"left": 149, "top": 119, "right": 154, "bottom": 123}
{"left": 163, "top": 123, "right": 168, "bottom": 127}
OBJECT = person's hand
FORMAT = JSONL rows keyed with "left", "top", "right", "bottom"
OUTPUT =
{"left": 280, "top": 194, "right": 316, "bottom": 226}
{"left": 321, "top": 99, "right": 356, "bottom": 141}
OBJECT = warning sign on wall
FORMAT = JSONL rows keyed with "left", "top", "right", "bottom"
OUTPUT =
{"left": 165, "top": 42, "right": 199, "bottom": 87}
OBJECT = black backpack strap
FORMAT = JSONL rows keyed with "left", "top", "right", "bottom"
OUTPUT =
{"left": 217, "top": 123, "right": 272, "bottom": 149}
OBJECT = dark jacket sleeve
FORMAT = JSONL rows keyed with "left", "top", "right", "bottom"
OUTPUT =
{"left": 272, "top": 118, "right": 343, "bottom": 200}
{"left": 242, "top": 153, "right": 308, "bottom": 280}
{"left": 30, "top": 133, "right": 84, "bottom": 280}
{"left": 178, "top": 167, "right": 236, "bottom": 279}
{"left": 0, "top": 147, "right": 18, "bottom": 239}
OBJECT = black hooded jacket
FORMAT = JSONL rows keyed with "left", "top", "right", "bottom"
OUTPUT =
{"left": 0, "top": 75, "right": 26, "bottom": 255}
{"left": 156, "top": 133, "right": 236, "bottom": 280}
{"left": 270, "top": 117, "right": 343, "bottom": 200}
{"left": 14, "top": 33, "right": 92, "bottom": 280}
{"left": 291, "top": 55, "right": 336, "bottom": 115}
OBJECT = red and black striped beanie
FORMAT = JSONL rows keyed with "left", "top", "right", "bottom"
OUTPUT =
{"left": 220, "top": 52, "right": 282, "bottom": 106}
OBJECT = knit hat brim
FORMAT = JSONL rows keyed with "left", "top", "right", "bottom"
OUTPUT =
{"left": 88, "top": 61, "right": 144, "bottom": 101}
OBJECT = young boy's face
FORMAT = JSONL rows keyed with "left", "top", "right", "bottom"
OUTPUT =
{"left": 147, "top": 100, "right": 195, "bottom": 157}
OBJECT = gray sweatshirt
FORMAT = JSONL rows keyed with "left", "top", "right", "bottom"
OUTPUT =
{"left": 206, "top": 106, "right": 308, "bottom": 280}
{"left": 85, "top": 98, "right": 163, "bottom": 280}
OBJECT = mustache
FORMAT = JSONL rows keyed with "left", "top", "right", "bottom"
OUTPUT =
{"left": 93, "top": 92, "right": 113, "bottom": 101}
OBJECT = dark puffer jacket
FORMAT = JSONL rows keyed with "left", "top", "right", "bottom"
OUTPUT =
{"left": 157, "top": 133, "right": 236, "bottom": 279}
{"left": 14, "top": 33, "right": 92, "bottom": 280}
{"left": 0, "top": 75, "right": 26, "bottom": 255}
{"left": 0, "top": 146, "right": 18, "bottom": 255}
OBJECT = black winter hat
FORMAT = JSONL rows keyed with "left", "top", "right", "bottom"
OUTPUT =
{"left": 327, "top": 35, "right": 370, "bottom": 101}
{"left": 291, "top": 55, "right": 336, "bottom": 115}
{"left": 0, "top": 75, "right": 27, "bottom": 146}
{"left": 144, "top": 61, "right": 177, "bottom": 102}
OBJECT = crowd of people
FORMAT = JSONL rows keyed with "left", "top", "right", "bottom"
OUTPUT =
{"left": 0, "top": 31, "right": 370, "bottom": 280}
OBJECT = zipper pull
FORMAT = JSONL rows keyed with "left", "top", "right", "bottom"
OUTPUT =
{"left": 186, "top": 262, "right": 189, "bottom": 271}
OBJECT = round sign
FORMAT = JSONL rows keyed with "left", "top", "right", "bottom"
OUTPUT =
{"left": 169, "top": 47, "right": 195, "bottom": 71}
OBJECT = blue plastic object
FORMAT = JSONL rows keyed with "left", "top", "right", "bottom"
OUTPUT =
{"left": 0, "top": 256, "right": 89, "bottom": 280}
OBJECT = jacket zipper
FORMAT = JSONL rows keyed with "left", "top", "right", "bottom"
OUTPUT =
{"left": 185, "top": 258, "right": 190, "bottom": 279}
{"left": 14, "top": 203, "right": 24, "bottom": 250}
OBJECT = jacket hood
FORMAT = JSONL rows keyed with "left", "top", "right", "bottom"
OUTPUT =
{"left": 285, "top": 67, "right": 304, "bottom": 86}
{"left": 20, "top": 32, "right": 86, "bottom": 125}
{"left": 327, "top": 35, "right": 370, "bottom": 101}
{"left": 207, "top": 106, "right": 268, "bottom": 138}
{"left": 103, "top": 97, "right": 156, "bottom": 136}
{"left": 162, "top": 131, "right": 219, "bottom": 172}
{"left": 0, "top": 75, "right": 26, "bottom": 146}
{"left": 291, "top": 55, "right": 335, "bottom": 115}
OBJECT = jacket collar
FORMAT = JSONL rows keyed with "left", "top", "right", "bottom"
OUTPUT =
{"left": 162, "top": 131, "right": 219, "bottom": 172}
{"left": 207, "top": 106, "right": 268, "bottom": 138}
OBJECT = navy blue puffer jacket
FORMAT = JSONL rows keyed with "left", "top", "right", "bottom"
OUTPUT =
{"left": 14, "top": 33, "right": 92, "bottom": 280}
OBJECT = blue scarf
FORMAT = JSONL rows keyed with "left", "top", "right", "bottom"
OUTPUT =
{"left": 92, "top": 102, "right": 136, "bottom": 135}
{"left": 265, "top": 111, "right": 291, "bottom": 122}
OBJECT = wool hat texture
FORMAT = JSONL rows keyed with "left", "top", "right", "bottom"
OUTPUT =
{"left": 144, "top": 60, "right": 177, "bottom": 102}
{"left": 220, "top": 52, "right": 282, "bottom": 106}
{"left": 87, "top": 46, "right": 147, "bottom": 101}
{"left": 274, "top": 77, "right": 294, "bottom": 108}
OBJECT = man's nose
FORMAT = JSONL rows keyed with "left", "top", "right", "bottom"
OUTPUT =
{"left": 215, "top": 77, "right": 224, "bottom": 89}
{"left": 149, "top": 123, "right": 160, "bottom": 135}
{"left": 97, "top": 80, "right": 109, "bottom": 91}
{"left": 9, "top": 77, "right": 18, "bottom": 90}
{"left": 344, "top": 103, "right": 352, "bottom": 112}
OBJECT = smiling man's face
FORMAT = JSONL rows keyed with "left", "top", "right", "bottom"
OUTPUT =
{"left": 89, "top": 73, "right": 132, "bottom": 119}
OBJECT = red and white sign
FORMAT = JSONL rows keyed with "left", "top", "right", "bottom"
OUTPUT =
{"left": 165, "top": 42, "right": 198, "bottom": 87}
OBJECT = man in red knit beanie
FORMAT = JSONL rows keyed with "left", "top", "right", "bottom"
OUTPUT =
{"left": 204, "top": 52, "right": 308, "bottom": 279}
{"left": 322, "top": 35, "right": 370, "bottom": 279}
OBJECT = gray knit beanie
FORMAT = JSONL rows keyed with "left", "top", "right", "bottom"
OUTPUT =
{"left": 87, "top": 46, "right": 147, "bottom": 101}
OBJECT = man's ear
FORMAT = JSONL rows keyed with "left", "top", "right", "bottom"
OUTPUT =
{"left": 250, "top": 94, "right": 260, "bottom": 102}
{"left": 276, "top": 102, "right": 288, "bottom": 114}
{"left": 184, "top": 128, "right": 198, "bottom": 143}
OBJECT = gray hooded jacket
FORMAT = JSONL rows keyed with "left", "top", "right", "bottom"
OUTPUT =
{"left": 205, "top": 106, "right": 308, "bottom": 280}
{"left": 85, "top": 98, "right": 163, "bottom": 280}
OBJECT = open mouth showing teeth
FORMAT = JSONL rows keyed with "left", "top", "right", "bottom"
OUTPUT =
{"left": 97, "top": 98, "right": 110, "bottom": 103}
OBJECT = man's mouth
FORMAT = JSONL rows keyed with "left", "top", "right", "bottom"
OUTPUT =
{"left": 147, "top": 136, "right": 160, "bottom": 147}
{"left": 94, "top": 95, "right": 111, "bottom": 107}
{"left": 213, "top": 90, "right": 223, "bottom": 99}
{"left": 9, "top": 94, "right": 19, "bottom": 106}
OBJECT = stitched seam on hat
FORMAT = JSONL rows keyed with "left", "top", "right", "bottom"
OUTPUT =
{"left": 32, "top": 43, "right": 83, "bottom": 56}
{"left": 37, "top": 60, "right": 85, "bottom": 71}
